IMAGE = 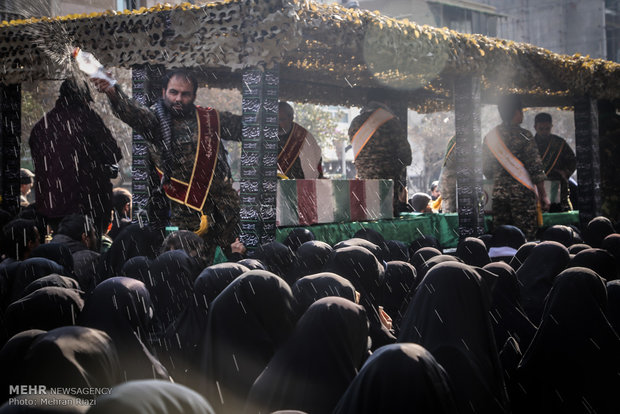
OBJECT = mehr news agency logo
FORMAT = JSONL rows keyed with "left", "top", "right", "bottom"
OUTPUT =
{"left": 8, "top": 385, "right": 112, "bottom": 407}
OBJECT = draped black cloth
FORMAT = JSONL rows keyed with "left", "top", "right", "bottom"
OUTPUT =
{"left": 236, "top": 258, "right": 267, "bottom": 271}
{"left": 516, "top": 267, "right": 620, "bottom": 413}
{"left": 456, "top": 237, "right": 491, "bottom": 267}
{"left": 200, "top": 270, "right": 296, "bottom": 414}
{"left": 290, "top": 272, "right": 356, "bottom": 318}
{"left": 291, "top": 241, "right": 332, "bottom": 279}
{"left": 0, "top": 329, "right": 46, "bottom": 404}
{"left": 507, "top": 241, "right": 537, "bottom": 270}
{"left": 568, "top": 248, "right": 617, "bottom": 281}
{"left": 20, "top": 275, "right": 81, "bottom": 298}
{"left": 384, "top": 240, "right": 409, "bottom": 262}
{"left": 89, "top": 380, "right": 215, "bottom": 414}
{"left": 489, "top": 225, "right": 527, "bottom": 250}
{"left": 163, "top": 263, "right": 248, "bottom": 385}
{"left": 30, "top": 244, "right": 74, "bottom": 273}
{"left": 484, "top": 262, "right": 537, "bottom": 350}
{"left": 282, "top": 228, "right": 315, "bottom": 252}
{"left": 148, "top": 250, "right": 201, "bottom": 332}
{"left": 120, "top": 256, "right": 152, "bottom": 284}
{"left": 9, "top": 258, "right": 67, "bottom": 303}
{"left": 333, "top": 343, "right": 458, "bottom": 414}
{"left": 333, "top": 238, "right": 384, "bottom": 264}
{"left": 251, "top": 242, "right": 297, "bottom": 285}
{"left": 602, "top": 233, "right": 620, "bottom": 278}
{"left": 4, "top": 287, "right": 83, "bottom": 340}
{"left": 381, "top": 261, "right": 417, "bottom": 336}
{"left": 540, "top": 224, "right": 579, "bottom": 247}
{"left": 515, "top": 241, "right": 570, "bottom": 324}
{"left": 244, "top": 297, "right": 369, "bottom": 414}
{"left": 416, "top": 254, "right": 461, "bottom": 280}
{"left": 7, "top": 327, "right": 121, "bottom": 399}
{"left": 398, "top": 262, "right": 510, "bottom": 414}
{"left": 325, "top": 246, "right": 395, "bottom": 351}
{"left": 607, "top": 279, "right": 620, "bottom": 334}
{"left": 568, "top": 243, "right": 592, "bottom": 255}
{"left": 353, "top": 228, "right": 388, "bottom": 261}
{"left": 409, "top": 246, "right": 441, "bottom": 274}
{"left": 78, "top": 277, "right": 169, "bottom": 381}
{"left": 583, "top": 216, "right": 616, "bottom": 248}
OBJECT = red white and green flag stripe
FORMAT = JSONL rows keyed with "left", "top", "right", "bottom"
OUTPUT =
{"left": 277, "top": 179, "right": 393, "bottom": 226}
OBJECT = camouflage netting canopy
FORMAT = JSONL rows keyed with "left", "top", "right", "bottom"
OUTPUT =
{"left": 1, "top": 0, "right": 619, "bottom": 111}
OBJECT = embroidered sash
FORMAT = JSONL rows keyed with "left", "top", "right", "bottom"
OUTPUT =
{"left": 278, "top": 123, "right": 308, "bottom": 175}
{"left": 443, "top": 135, "right": 456, "bottom": 167}
{"left": 351, "top": 108, "right": 394, "bottom": 160}
{"left": 156, "top": 106, "right": 220, "bottom": 211}
{"left": 540, "top": 138, "right": 565, "bottom": 175}
{"left": 485, "top": 127, "right": 538, "bottom": 196}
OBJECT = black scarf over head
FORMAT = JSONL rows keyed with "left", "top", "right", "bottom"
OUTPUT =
{"left": 583, "top": 216, "right": 616, "bottom": 248}
{"left": 30, "top": 243, "right": 74, "bottom": 273}
{"left": 333, "top": 343, "right": 458, "bottom": 414}
{"left": 9, "top": 258, "right": 67, "bottom": 303}
{"left": 291, "top": 272, "right": 356, "bottom": 318}
{"left": 120, "top": 256, "right": 153, "bottom": 285}
{"left": 410, "top": 246, "right": 442, "bottom": 273}
{"left": 292, "top": 241, "right": 333, "bottom": 279}
{"left": 282, "top": 228, "right": 316, "bottom": 252}
{"left": 456, "top": 237, "right": 491, "bottom": 268}
{"left": 540, "top": 224, "right": 578, "bottom": 248}
{"left": 607, "top": 279, "right": 620, "bottom": 334}
{"left": 381, "top": 261, "right": 417, "bottom": 336}
{"left": 507, "top": 241, "right": 538, "bottom": 270}
{"left": 245, "top": 297, "right": 369, "bottom": 414}
{"left": 398, "top": 262, "right": 509, "bottom": 414}
{"left": 568, "top": 248, "right": 617, "bottom": 281}
{"left": 251, "top": 242, "right": 297, "bottom": 285}
{"left": 20, "top": 274, "right": 81, "bottom": 298}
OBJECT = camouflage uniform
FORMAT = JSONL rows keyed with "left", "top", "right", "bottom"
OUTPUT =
{"left": 599, "top": 109, "right": 620, "bottom": 222}
{"left": 348, "top": 102, "right": 412, "bottom": 212}
{"left": 483, "top": 123, "right": 547, "bottom": 240}
{"left": 109, "top": 88, "right": 242, "bottom": 262}
{"left": 439, "top": 135, "right": 457, "bottom": 213}
{"left": 534, "top": 134, "right": 576, "bottom": 212}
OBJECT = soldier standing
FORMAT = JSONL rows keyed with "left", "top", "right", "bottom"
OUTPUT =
{"left": 483, "top": 95, "right": 550, "bottom": 240}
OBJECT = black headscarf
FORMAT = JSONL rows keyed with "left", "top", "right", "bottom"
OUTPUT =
{"left": 244, "top": 297, "right": 369, "bottom": 414}
{"left": 607, "top": 279, "right": 620, "bottom": 334}
{"left": 507, "top": 241, "right": 537, "bottom": 270}
{"left": 568, "top": 248, "right": 617, "bottom": 281}
{"left": 568, "top": 242, "right": 592, "bottom": 254}
{"left": 602, "top": 233, "right": 620, "bottom": 278}
{"left": 0, "top": 329, "right": 46, "bottom": 404}
{"left": 292, "top": 241, "right": 332, "bottom": 279}
{"left": 78, "top": 277, "right": 169, "bottom": 381}
{"left": 291, "top": 272, "right": 356, "bottom": 318}
{"left": 416, "top": 254, "right": 461, "bottom": 280}
{"left": 583, "top": 216, "right": 615, "bottom": 248}
{"left": 516, "top": 241, "right": 570, "bottom": 324}
{"left": 384, "top": 240, "right": 409, "bottom": 262}
{"left": 484, "top": 262, "right": 537, "bottom": 350}
{"left": 120, "top": 256, "right": 153, "bottom": 285}
{"left": 517, "top": 267, "right": 620, "bottom": 413}
{"left": 333, "top": 238, "right": 385, "bottom": 264}
{"left": 236, "top": 258, "right": 267, "bottom": 270}
{"left": 282, "top": 228, "right": 315, "bottom": 252}
{"left": 333, "top": 343, "right": 458, "bottom": 414}
{"left": 409, "top": 246, "right": 441, "bottom": 273}
{"left": 11, "top": 327, "right": 121, "bottom": 399}
{"left": 456, "top": 237, "right": 491, "bottom": 267}
{"left": 200, "top": 270, "right": 296, "bottom": 414}
{"left": 162, "top": 263, "right": 248, "bottom": 386}
{"left": 251, "top": 242, "right": 297, "bottom": 285}
{"left": 20, "top": 274, "right": 81, "bottom": 298}
{"left": 540, "top": 224, "right": 578, "bottom": 247}
{"left": 325, "top": 246, "right": 395, "bottom": 351}
{"left": 353, "top": 228, "right": 388, "bottom": 261}
{"left": 89, "top": 380, "right": 215, "bottom": 414}
{"left": 381, "top": 261, "right": 417, "bottom": 336}
{"left": 30, "top": 243, "right": 74, "bottom": 273}
{"left": 4, "top": 287, "right": 83, "bottom": 339}
{"left": 398, "top": 262, "right": 509, "bottom": 414}
{"left": 408, "top": 235, "right": 440, "bottom": 257}
{"left": 148, "top": 250, "right": 201, "bottom": 332}
{"left": 9, "top": 258, "right": 67, "bottom": 303}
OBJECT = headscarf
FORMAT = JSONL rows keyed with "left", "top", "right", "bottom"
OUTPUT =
{"left": 325, "top": 246, "right": 395, "bottom": 351}
{"left": 333, "top": 238, "right": 384, "bottom": 264}
{"left": 291, "top": 272, "right": 356, "bottom": 317}
{"left": 30, "top": 244, "right": 74, "bottom": 273}
{"left": 4, "top": 287, "right": 83, "bottom": 339}
{"left": 244, "top": 297, "right": 369, "bottom": 414}
{"left": 11, "top": 327, "right": 121, "bottom": 399}
{"left": 568, "top": 248, "right": 617, "bottom": 281}
{"left": 120, "top": 256, "right": 153, "bottom": 285}
{"left": 333, "top": 343, "right": 458, "bottom": 414}
{"left": 200, "top": 270, "right": 296, "bottom": 414}
{"left": 9, "top": 258, "right": 67, "bottom": 303}
{"left": 20, "top": 275, "right": 81, "bottom": 298}
{"left": 384, "top": 240, "right": 409, "bottom": 262}
{"left": 568, "top": 243, "right": 592, "bottom": 255}
{"left": 540, "top": 224, "right": 578, "bottom": 247}
{"left": 78, "top": 277, "right": 169, "bottom": 381}
{"left": 282, "top": 228, "right": 315, "bottom": 252}
{"left": 607, "top": 279, "right": 620, "bottom": 334}
{"left": 416, "top": 254, "right": 461, "bottom": 280}
{"left": 583, "top": 216, "right": 615, "bottom": 248}
{"left": 0, "top": 330, "right": 46, "bottom": 404}
{"left": 488, "top": 225, "right": 527, "bottom": 262}
{"left": 292, "top": 241, "right": 332, "bottom": 279}
{"left": 409, "top": 246, "right": 441, "bottom": 273}
{"left": 89, "top": 380, "right": 215, "bottom": 414}
{"left": 236, "top": 258, "right": 267, "bottom": 270}
{"left": 507, "top": 241, "right": 537, "bottom": 270}
{"left": 381, "top": 261, "right": 417, "bottom": 336}
{"left": 398, "top": 262, "right": 509, "bottom": 414}
{"left": 456, "top": 237, "right": 491, "bottom": 267}
{"left": 517, "top": 268, "right": 620, "bottom": 413}
{"left": 408, "top": 235, "right": 440, "bottom": 257}
{"left": 484, "top": 262, "right": 537, "bottom": 349}
{"left": 602, "top": 233, "right": 620, "bottom": 277}
{"left": 148, "top": 250, "right": 201, "bottom": 332}
{"left": 516, "top": 241, "right": 570, "bottom": 323}
{"left": 251, "top": 242, "right": 297, "bottom": 285}
{"left": 353, "top": 228, "right": 388, "bottom": 261}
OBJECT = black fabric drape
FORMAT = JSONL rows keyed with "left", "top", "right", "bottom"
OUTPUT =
{"left": 290, "top": 272, "right": 356, "bottom": 318}
{"left": 456, "top": 237, "right": 491, "bottom": 267}
{"left": 381, "top": 261, "right": 417, "bottom": 336}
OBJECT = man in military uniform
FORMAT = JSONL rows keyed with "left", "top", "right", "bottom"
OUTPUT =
{"left": 348, "top": 92, "right": 412, "bottom": 214}
{"left": 277, "top": 102, "right": 323, "bottom": 179}
{"left": 483, "top": 95, "right": 550, "bottom": 240}
{"left": 94, "top": 69, "right": 242, "bottom": 263}
{"left": 439, "top": 135, "right": 457, "bottom": 213}
{"left": 533, "top": 113, "right": 576, "bottom": 212}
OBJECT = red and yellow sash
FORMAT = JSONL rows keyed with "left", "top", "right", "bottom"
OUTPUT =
{"left": 540, "top": 138, "right": 565, "bottom": 175}
{"left": 278, "top": 123, "right": 308, "bottom": 175}
{"left": 156, "top": 106, "right": 220, "bottom": 212}
{"left": 351, "top": 108, "right": 394, "bottom": 160}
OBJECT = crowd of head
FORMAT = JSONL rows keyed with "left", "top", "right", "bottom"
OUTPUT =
{"left": 1, "top": 211, "right": 619, "bottom": 413}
